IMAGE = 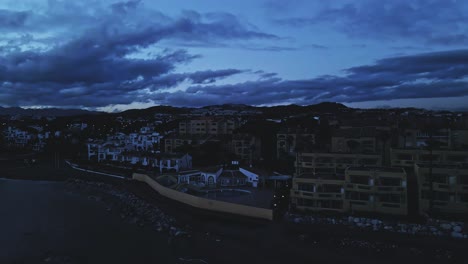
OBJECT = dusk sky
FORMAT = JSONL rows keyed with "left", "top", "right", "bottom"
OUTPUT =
{"left": 1, "top": 0, "right": 468, "bottom": 111}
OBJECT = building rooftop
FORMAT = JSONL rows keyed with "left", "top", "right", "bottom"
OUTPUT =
{"left": 415, "top": 163, "right": 468, "bottom": 170}
{"left": 297, "top": 173, "right": 345, "bottom": 181}
{"left": 347, "top": 166, "right": 405, "bottom": 173}
{"left": 219, "top": 170, "right": 247, "bottom": 179}
{"left": 193, "top": 166, "right": 223, "bottom": 173}
{"left": 332, "top": 127, "right": 376, "bottom": 138}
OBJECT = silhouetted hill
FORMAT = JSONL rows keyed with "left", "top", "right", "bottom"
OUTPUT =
{"left": 0, "top": 107, "right": 101, "bottom": 117}
{"left": 201, "top": 104, "right": 254, "bottom": 110}
{"left": 112, "top": 102, "right": 349, "bottom": 118}
{"left": 117, "top": 105, "right": 191, "bottom": 118}
{"left": 257, "top": 102, "right": 348, "bottom": 117}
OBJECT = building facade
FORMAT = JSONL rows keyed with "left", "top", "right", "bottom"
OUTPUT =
{"left": 415, "top": 164, "right": 468, "bottom": 215}
{"left": 345, "top": 167, "right": 408, "bottom": 215}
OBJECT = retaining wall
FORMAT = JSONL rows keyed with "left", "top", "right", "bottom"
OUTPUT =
{"left": 133, "top": 173, "right": 273, "bottom": 221}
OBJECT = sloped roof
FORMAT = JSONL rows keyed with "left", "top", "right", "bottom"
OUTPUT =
{"left": 219, "top": 170, "right": 247, "bottom": 179}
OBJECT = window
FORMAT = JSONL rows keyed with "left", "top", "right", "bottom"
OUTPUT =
{"left": 426, "top": 173, "right": 447, "bottom": 184}
{"left": 297, "top": 198, "right": 315, "bottom": 207}
{"left": 423, "top": 191, "right": 450, "bottom": 201}
{"left": 346, "top": 191, "right": 370, "bottom": 201}
{"left": 349, "top": 175, "right": 370, "bottom": 185}
{"left": 208, "top": 176, "right": 215, "bottom": 185}
{"left": 360, "top": 159, "right": 377, "bottom": 165}
{"left": 297, "top": 183, "right": 315, "bottom": 192}
{"left": 379, "top": 177, "right": 402, "bottom": 187}
{"left": 397, "top": 154, "right": 412, "bottom": 160}
{"left": 318, "top": 200, "right": 343, "bottom": 209}
{"left": 459, "top": 175, "right": 468, "bottom": 185}
{"left": 447, "top": 155, "right": 467, "bottom": 162}
{"left": 378, "top": 193, "right": 401, "bottom": 203}
{"left": 419, "top": 154, "right": 439, "bottom": 161}
{"left": 460, "top": 193, "right": 468, "bottom": 202}
{"left": 322, "top": 184, "right": 342, "bottom": 193}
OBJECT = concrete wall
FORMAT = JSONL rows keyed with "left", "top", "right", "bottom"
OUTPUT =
{"left": 133, "top": 173, "right": 273, "bottom": 221}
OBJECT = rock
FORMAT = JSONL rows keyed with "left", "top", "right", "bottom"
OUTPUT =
{"left": 371, "top": 219, "right": 379, "bottom": 225}
{"left": 451, "top": 232, "right": 463, "bottom": 239}
{"left": 441, "top": 223, "right": 452, "bottom": 230}
{"left": 354, "top": 218, "right": 360, "bottom": 223}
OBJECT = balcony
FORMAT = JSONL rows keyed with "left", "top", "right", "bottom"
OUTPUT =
{"left": 377, "top": 186, "right": 405, "bottom": 192}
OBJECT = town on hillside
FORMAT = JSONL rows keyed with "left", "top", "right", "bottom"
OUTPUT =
{"left": 2, "top": 103, "right": 468, "bottom": 222}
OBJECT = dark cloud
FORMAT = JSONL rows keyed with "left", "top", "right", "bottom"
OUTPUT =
{"left": 274, "top": 0, "right": 468, "bottom": 45}
{"left": 0, "top": 1, "right": 277, "bottom": 108}
{"left": 147, "top": 49, "right": 468, "bottom": 107}
{"left": 110, "top": 0, "right": 142, "bottom": 14}
{"left": 2, "top": 1, "right": 467, "bottom": 109}
{"left": 0, "top": 9, "right": 30, "bottom": 29}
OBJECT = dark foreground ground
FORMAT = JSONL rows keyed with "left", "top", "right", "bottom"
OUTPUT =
{"left": 1, "top": 156, "right": 467, "bottom": 264}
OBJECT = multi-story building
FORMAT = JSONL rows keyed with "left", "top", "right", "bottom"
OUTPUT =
{"left": 276, "top": 128, "right": 315, "bottom": 158}
{"left": 164, "top": 134, "right": 212, "bottom": 153}
{"left": 291, "top": 152, "right": 382, "bottom": 213}
{"left": 397, "top": 128, "right": 468, "bottom": 150}
{"left": 231, "top": 134, "right": 261, "bottom": 162}
{"left": 390, "top": 148, "right": 468, "bottom": 168}
{"left": 331, "top": 127, "right": 378, "bottom": 153}
{"left": 291, "top": 172, "right": 346, "bottom": 212}
{"left": 345, "top": 167, "right": 408, "bottom": 215}
{"left": 451, "top": 129, "right": 468, "bottom": 149}
{"left": 296, "top": 152, "right": 382, "bottom": 175}
{"left": 4, "top": 127, "right": 33, "bottom": 148}
{"left": 415, "top": 164, "right": 468, "bottom": 215}
{"left": 178, "top": 118, "right": 239, "bottom": 135}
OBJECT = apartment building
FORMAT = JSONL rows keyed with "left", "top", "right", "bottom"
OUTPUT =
{"left": 415, "top": 164, "right": 468, "bottom": 215}
{"left": 331, "top": 127, "right": 378, "bottom": 153}
{"left": 4, "top": 127, "right": 33, "bottom": 148}
{"left": 296, "top": 152, "right": 382, "bottom": 175}
{"left": 178, "top": 118, "right": 239, "bottom": 135}
{"left": 164, "top": 135, "right": 205, "bottom": 153}
{"left": 345, "top": 167, "right": 408, "bottom": 215}
{"left": 291, "top": 172, "right": 346, "bottom": 212}
{"left": 397, "top": 128, "right": 468, "bottom": 149}
{"left": 276, "top": 128, "right": 315, "bottom": 158}
{"left": 291, "top": 152, "right": 382, "bottom": 212}
{"left": 390, "top": 148, "right": 468, "bottom": 168}
{"left": 231, "top": 134, "right": 261, "bottom": 162}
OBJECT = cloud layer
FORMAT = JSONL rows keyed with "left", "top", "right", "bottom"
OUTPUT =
{"left": 1, "top": 0, "right": 468, "bottom": 109}
{"left": 274, "top": 0, "right": 468, "bottom": 45}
